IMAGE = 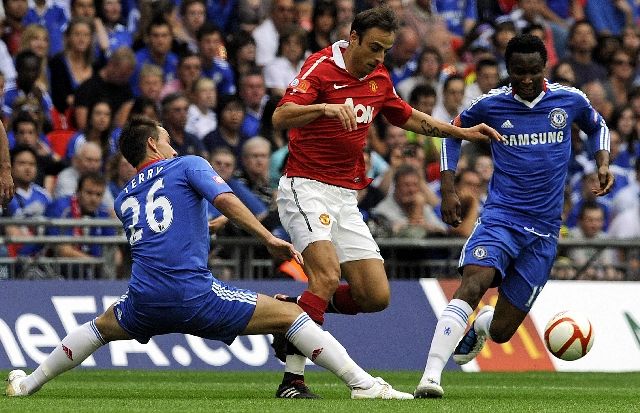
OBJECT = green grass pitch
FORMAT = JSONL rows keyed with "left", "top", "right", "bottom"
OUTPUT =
{"left": 2, "top": 370, "right": 639, "bottom": 412}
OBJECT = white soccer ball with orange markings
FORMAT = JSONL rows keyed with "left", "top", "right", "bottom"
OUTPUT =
{"left": 544, "top": 310, "right": 594, "bottom": 361}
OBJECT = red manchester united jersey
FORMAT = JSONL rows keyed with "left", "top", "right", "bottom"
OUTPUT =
{"left": 278, "top": 41, "right": 413, "bottom": 189}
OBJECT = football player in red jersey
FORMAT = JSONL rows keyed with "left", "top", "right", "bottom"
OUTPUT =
{"left": 270, "top": 6, "right": 504, "bottom": 398}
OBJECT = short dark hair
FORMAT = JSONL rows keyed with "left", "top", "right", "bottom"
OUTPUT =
{"left": 12, "top": 110, "right": 38, "bottom": 133}
{"left": 15, "top": 50, "right": 41, "bottom": 70}
{"left": 505, "top": 34, "right": 548, "bottom": 68}
{"left": 443, "top": 74, "right": 465, "bottom": 92}
{"left": 161, "top": 92, "right": 188, "bottom": 111}
{"left": 578, "top": 200, "right": 604, "bottom": 220}
{"left": 77, "top": 171, "right": 107, "bottom": 192}
{"left": 10, "top": 145, "right": 38, "bottom": 165}
{"left": 146, "top": 16, "right": 171, "bottom": 36}
{"left": 409, "top": 84, "right": 437, "bottom": 105}
{"left": 350, "top": 6, "right": 399, "bottom": 42}
{"left": 196, "top": 22, "right": 222, "bottom": 43}
{"left": 119, "top": 116, "right": 161, "bottom": 167}
{"left": 476, "top": 58, "right": 498, "bottom": 73}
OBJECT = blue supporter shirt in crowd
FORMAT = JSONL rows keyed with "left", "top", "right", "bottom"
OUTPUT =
{"left": 115, "top": 156, "right": 232, "bottom": 305}
{"left": 435, "top": 0, "right": 477, "bottom": 38}
{"left": 202, "top": 57, "right": 237, "bottom": 96}
{"left": 23, "top": 4, "right": 68, "bottom": 56}
{"left": 7, "top": 184, "right": 52, "bottom": 256}
{"left": 441, "top": 80, "right": 610, "bottom": 233}
{"left": 131, "top": 48, "right": 179, "bottom": 96}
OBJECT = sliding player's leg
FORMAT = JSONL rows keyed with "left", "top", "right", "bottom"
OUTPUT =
{"left": 6, "top": 302, "right": 129, "bottom": 397}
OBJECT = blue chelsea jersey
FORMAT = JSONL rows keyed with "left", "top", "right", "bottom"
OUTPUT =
{"left": 441, "top": 81, "right": 610, "bottom": 231}
{"left": 114, "top": 156, "right": 232, "bottom": 305}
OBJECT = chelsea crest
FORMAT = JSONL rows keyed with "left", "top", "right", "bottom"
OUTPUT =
{"left": 549, "top": 108, "right": 568, "bottom": 129}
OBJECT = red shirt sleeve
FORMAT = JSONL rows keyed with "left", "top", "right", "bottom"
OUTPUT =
{"left": 380, "top": 86, "right": 413, "bottom": 127}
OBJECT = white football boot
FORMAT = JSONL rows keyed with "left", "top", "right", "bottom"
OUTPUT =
{"left": 351, "top": 377, "right": 414, "bottom": 399}
{"left": 414, "top": 378, "right": 444, "bottom": 398}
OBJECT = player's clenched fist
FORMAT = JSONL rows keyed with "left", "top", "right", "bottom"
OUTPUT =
{"left": 324, "top": 103, "right": 357, "bottom": 132}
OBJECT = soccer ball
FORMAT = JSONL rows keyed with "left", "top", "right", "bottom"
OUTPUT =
{"left": 544, "top": 310, "right": 594, "bottom": 361}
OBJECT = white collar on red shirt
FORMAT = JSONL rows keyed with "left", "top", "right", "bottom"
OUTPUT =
{"left": 331, "top": 40, "right": 349, "bottom": 69}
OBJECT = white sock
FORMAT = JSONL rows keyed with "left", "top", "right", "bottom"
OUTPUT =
{"left": 284, "top": 354, "right": 306, "bottom": 376}
{"left": 420, "top": 299, "right": 473, "bottom": 385}
{"left": 473, "top": 307, "right": 495, "bottom": 338}
{"left": 21, "top": 320, "right": 106, "bottom": 395}
{"left": 286, "top": 313, "right": 374, "bottom": 390}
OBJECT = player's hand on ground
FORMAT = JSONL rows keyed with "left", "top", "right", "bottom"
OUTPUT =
{"left": 325, "top": 103, "right": 357, "bottom": 131}
{"left": 463, "top": 123, "right": 506, "bottom": 144}
{"left": 265, "top": 235, "right": 304, "bottom": 265}
{"left": 591, "top": 166, "right": 614, "bottom": 197}
{"left": 0, "top": 167, "right": 14, "bottom": 205}
{"left": 441, "top": 190, "right": 462, "bottom": 227}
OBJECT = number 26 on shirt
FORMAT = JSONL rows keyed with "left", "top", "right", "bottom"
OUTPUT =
{"left": 120, "top": 178, "right": 174, "bottom": 245}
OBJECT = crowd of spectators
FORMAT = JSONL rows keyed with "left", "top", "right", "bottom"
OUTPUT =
{"left": 1, "top": 0, "right": 640, "bottom": 281}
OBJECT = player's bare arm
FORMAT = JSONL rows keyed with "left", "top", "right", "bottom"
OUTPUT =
{"left": 439, "top": 170, "right": 462, "bottom": 227}
{"left": 272, "top": 102, "right": 357, "bottom": 131}
{"left": 401, "top": 109, "right": 506, "bottom": 144}
{"left": 0, "top": 122, "right": 15, "bottom": 204}
{"left": 592, "top": 150, "right": 614, "bottom": 197}
{"left": 213, "top": 192, "right": 303, "bottom": 264}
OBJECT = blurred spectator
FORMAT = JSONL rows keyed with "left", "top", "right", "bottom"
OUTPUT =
{"left": 202, "top": 94, "right": 248, "bottom": 158}
{"left": 491, "top": 20, "right": 517, "bottom": 79}
{"left": 54, "top": 141, "right": 114, "bottom": 211}
{"left": 509, "top": 1, "right": 560, "bottom": 66}
{"left": 432, "top": 74, "right": 465, "bottom": 123}
{"left": 131, "top": 17, "right": 178, "bottom": 96}
{"left": 236, "top": 135, "right": 274, "bottom": 207}
{"left": 48, "top": 17, "right": 95, "bottom": 117}
{"left": 46, "top": 172, "right": 119, "bottom": 279}
{"left": 567, "top": 171, "right": 612, "bottom": 230}
{"left": 106, "top": 151, "right": 135, "bottom": 200}
{"left": 197, "top": 22, "right": 236, "bottom": 96}
{"left": 446, "top": 168, "right": 482, "bottom": 238}
{"left": 358, "top": 147, "right": 385, "bottom": 221}
{"left": 12, "top": 111, "right": 64, "bottom": 187}
{"left": 612, "top": 154, "right": 640, "bottom": 217}
{"left": 581, "top": 80, "right": 614, "bottom": 122}
{"left": 23, "top": 0, "right": 67, "bottom": 56}
{"left": 462, "top": 58, "right": 499, "bottom": 107}
{"left": 160, "top": 51, "right": 202, "bottom": 101}
{"left": 226, "top": 30, "right": 257, "bottom": 81}
{"left": 294, "top": 0, "right": 313, "bottom": 32}
{"left": 137, "top": 64, "right": 164, "bottom": 106}
{"left": 93, "top": 0, "right": 132, "bottom": 63}
{"left": 396, "top": 46, "right": 443, "bottom": 101}
{"left": 186, "top": 77, "right": 218, "bottom": 140}
{"left": 253, "top": 0, "right": 295, "bottom": 67}
{"left": 0, "top": 39, "right": 17, "bottom": 89}
{"left": 74, "top": 46, "right": 135, "bottom": 129}
{"left": 585, "top": 0, "right": 640, "bottom": 37}
{"left": 5, "top": 145, "right": 51, "bottom": 258}
{"left": 566, "top": 201, "right": 621, "bottom": 281}
{"left": 18, "top": 24, "right": 49, "bottom": 92}
{"left": 435, "top": 0, "right": 477, "bottom": 39}
{"left": 472, "top": 153, "right": 493, "bottom": 204}
{"left": 65, "top": 100, "right": 118, "bottom": 162}
{"left": 161, "top": 92, "right": 205, "bottom": 157}
{"left": 604, "top": 49, "right": 636, "bottom": 108}
{"left": 335, "top": 0, "right": 355, "bottom": 27}
{"left": 264, "top": 25, "right": 307, "bottom": 97}
{"left": 204, "top": 0, "right": 238, "bottom": 35}
{"left": 521, "top": 21, "right": 558, "bottom": 68}
{"left": 2, "top": 50, "right": 53, "bottom": 126}
{"left": 238, "top": 68, "right": 269, "bottom": 138}
{"left": 610, "top": 105, "right": 639, "bottom": 156}
{"left": 566, "top": 20, "right": 607, "bottom": 87}
{"left": 177, "top": 0, "right": 206, "bottom": 54}
{"left": 70, "top": 0, "right": 96, "bottom": 18}
{"left": 129, "top": 96, "right": 159, "bottom": 121}
{"left": 594, "top": 33, "right": 622, "bottom": 68}
{"left": 307, "top": 0, "right": 337, "bottom": 54}
{"left": 372, "top": 164, "right": 447, "bottom": 238}
{"left": 1, "top": 0, "right": 30, "bottom": 55}
{"left": 384, "top": 26, "right": 420, "bottom": 86}
{"left": 550, "top": 59, "right": 577, "bottom": 86}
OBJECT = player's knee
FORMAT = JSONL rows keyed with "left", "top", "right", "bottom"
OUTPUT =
{"left": 313, "top": 270, "right": 341, "bottom": 293}
{"left": 354, "top": 288, "right": 389, "bottom": 312}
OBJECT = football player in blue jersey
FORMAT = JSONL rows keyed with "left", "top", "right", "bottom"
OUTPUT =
{"left": 5, "top": 116, "right": 413, "bottom": 400}
{"left": 415, "top": 34, "right": 614, "bottom": 398}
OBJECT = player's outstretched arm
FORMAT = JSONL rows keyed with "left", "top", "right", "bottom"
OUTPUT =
{"left": 440, "top": 170, "right": 462, "bottom": 227}
{"left": 591, "top": 150, "right": 615, "bottom": 197}
{"left": 272, "top": 102, "right": 357, "bottom": 131}
{"left": 213, "top": 192, "right": 303, "bottom": 264}
{"left": 0, "top": 122, "right": 14, "bottom": 204}
{"left": 401, "top": 109, "right": 505, "bottom": 144}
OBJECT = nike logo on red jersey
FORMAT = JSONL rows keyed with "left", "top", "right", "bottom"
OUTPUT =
{"left": 333, "top": 84, "right": 348, "bottom": 89}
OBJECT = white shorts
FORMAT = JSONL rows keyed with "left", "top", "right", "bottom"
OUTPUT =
{"left": 277, "top": 176, "right": 383, "bottom": 263}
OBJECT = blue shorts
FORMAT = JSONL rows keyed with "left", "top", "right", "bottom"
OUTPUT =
{"left": 113, "top": 279, "right": 258, "bottom": 345}
{"left": 459, "top": 217, "right": 558, "bottom": 312}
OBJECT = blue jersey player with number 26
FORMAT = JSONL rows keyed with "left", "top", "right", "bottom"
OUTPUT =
{"left": 6, "top": 116, "right": 413, "bottom": 400}
{"left": 415, "top": 34, "right": 614, "bottom": 398}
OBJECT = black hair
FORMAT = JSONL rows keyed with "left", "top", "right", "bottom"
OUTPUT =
{"left": 409, "top": 84, "right": 437, "bottom": 105}
{"left": 10, "top": 145, "right": 38, "bottom": 165}
{"left": 196, "top": 22, "right": 222, "bottom": 43}
{"left": 505, "top": 34, "right": 548, "bottom": 68}
{"left": 119, "top": 115, "right": 161, "bottom": 167}
{"left": 12, "top": 110, "right": 38, "bottom": 133}
{"left": 77, "top": 171, "right": 107, "bottom": 192}
{"left": 350, "top": 6, "right": 399, "bottom": 43}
